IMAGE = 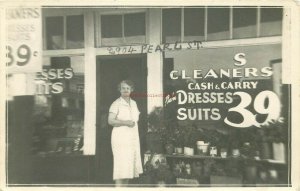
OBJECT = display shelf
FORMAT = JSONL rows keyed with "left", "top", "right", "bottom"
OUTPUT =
{"left": 47, "top": 137, "right": 79, "bottom": 140}
{"left": 33, "top": 151, "right": 84, "bottom": 158}
{"left": 163, "top": 153, "right": 288, "bottom": 186}
{"left": 165, "top": 154, "right": 227, "bottom": 160}
{"left": 257, "top": 159, "right": 286, "bottom": 165}
{"left": 165, "top": 154, "right": 286, "bottom": 165}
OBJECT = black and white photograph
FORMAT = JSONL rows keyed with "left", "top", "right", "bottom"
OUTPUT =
{"left": 0, "top": 0, "right": 300, "bottom": 190}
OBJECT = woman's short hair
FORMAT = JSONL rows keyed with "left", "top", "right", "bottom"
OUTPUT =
{"left": 118, "top": 80, "right": 134, "bottom": 91}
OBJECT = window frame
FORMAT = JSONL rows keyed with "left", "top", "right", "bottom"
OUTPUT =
{"left": 95, "top": 9, "right": 147, "bottom": 47}
{"left": 161, "top": 6, "right": 282, "bottom": 43}
{"left": 43, "top": 8, "right": 85, "bottom": 50}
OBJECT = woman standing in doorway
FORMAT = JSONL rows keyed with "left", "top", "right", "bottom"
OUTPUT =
{"left": 108, "top": 80, "right": 143, "bottom": 186}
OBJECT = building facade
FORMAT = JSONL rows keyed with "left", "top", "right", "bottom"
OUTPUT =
{"left": 6, "top": 7, "right": 290, "bottom": 185}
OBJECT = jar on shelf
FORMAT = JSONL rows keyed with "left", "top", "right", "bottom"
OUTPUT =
{"left": 165, "top": 143, "right": 174, "bottom": 155}
{"left": 209, "top": 146, "right": 217, "bottom": 157}
{"left": 185, "top": 163, "right": 192, "bottom": 176}
{"left": 175, "top": 147, "right": 183, "bottom": 154}
{"left": 232, "top": 148, "right": 240, "bottom": 158}
{"left": 220, "top": 148, "right": 228, "bottom": 158}
{"left": 272, "top": 142, "right": 285, "bottom": 162}
{"left": 196, "top": 141, "right": 209, "bottom": 155}
{"left": 269, "top": 169, "right": 279, "bottom": 182}
{"left": 184, "top": 147, "right": 194, "bottom": 156}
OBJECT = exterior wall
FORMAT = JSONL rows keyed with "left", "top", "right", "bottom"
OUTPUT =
{"left": 147, "top": 9, "right": 164, "bottom": 111}
{"left": 41, "top": 8, "right": 284, "bottom": 155}
{"left": 83, "top": 11, "right": 97, "bottom": 155}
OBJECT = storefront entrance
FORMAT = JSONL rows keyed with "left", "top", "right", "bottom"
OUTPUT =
{"left": 95, "top": 54, "right": 147, "bottom": 184}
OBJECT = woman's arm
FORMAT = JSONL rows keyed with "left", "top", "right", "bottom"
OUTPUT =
{"left": 108, "top": 112, "right": 135, "bottom": 127}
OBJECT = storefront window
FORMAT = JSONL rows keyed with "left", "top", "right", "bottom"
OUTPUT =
{"left": 124, "top": 13, "right": 146, "bottom": 37}
{"left": 260, "top": 7, "right": 282, "bottom": 37}
{"left": 162, "top": 8, "right": 181, "bottom": 43}
{"left": 101, "top": 15, "right": 123, "bottom": 38}
{"left": 184, "top": 8, "right": 205, "bottom": 41}
{"left": 100, "top": 12, "right": 146, "bottom": 46}
{"left": 66, "top": 15, "right": 85, "bottom": 49}
{"left": 160, "top": 43, "right": 289, "bottom": 185}
{"left": 233, "top": 7, "right": 257, "bottom": 39}
{"left": 207, "top": 7, "right": 230, "bottom": 41}
{"left": 45, "top": 15, "right": 84, "bottom": 50}
{"left": 32, "top": 56, "right": 85, "bottom": 156}
{"left": 162, "top": 7, "right": 282, "bottom": 43}
{"left": 164, "top": 44, "right": 282, "bottom": 123}
{"left": 46, "top": 16, "right": 64, "bottom": 50}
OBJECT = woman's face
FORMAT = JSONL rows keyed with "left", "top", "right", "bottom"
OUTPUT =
{"left": 120, "top": 82, "right": 132, "bottom": 98}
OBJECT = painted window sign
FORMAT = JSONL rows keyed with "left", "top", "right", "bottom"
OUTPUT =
{"left": 6, "top": 7, "right": 42, "bottom": 73}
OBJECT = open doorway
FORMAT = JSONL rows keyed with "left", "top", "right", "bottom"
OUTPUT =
{"left": 95, "top": 54, "right": 147, "bottom": 184}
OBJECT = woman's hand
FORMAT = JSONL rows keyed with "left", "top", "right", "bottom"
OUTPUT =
{"left": 108, "top": 113, "right": 135, "bottom": 127}
{"left": 124, "top": 120, "right": 135, "bottom": 128}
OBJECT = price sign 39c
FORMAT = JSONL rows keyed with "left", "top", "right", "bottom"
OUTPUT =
{"left": 6, "top": 7, "right": 42, "bottom": 73}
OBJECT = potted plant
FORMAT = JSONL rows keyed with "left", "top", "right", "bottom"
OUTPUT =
{"left": 173, "top": 125, "right": 185, "bottom": 154}
{"left": 147, "top": 106, "right": 179, "bottom": 155}
{"left": 154, "top": 161, "right": 174, "bottom": 186}
{"left": 194, "top": 128, "right": 213, "bottom": 156}
{"left": 147, "top": 107, "right": 166, "bottom": 154}
{"left": 262, "top": 117, "right": 287, "bottom": 162}
{"left": 255, "top": 127, "right": 272, "bottom": 159}
{"left": 210, "top": 159, "right": 242, "bottom": 185}
{"left": 238, "top": 127, "right": 264, "bottom": 184}
{"left": 239, "top": 127, "right": 260, "bottom": 158}
{"left": 182, "top": 122, "right": 198, "bottom": 156}
{"left": 212, "top": 129, "right": 229, "bottom": 157}
{"left": 140, "top": 153, "right": 156, "bottom": 184}
{"left": 227, "top": 129, "right": 241, "bottom": 158}
{"left": 194, "top": 126, "right": 230, "bottom": 157}
{"left": 242, "top": 158, "right": 258, "bottom": 184}
{"left": 191, "top": 161, "right": 203, "bottom": 180}
{"left": 162, "top": 118, "right": 176, "bottom": 155}
{"left": 162, "top": 130, "right": 175, "bottom": 155}
{"left": 240, "top": 142, "right": 259, "bottom": 184}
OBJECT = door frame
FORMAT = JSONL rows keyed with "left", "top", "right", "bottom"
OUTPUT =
{"left": 94, "top": 53, "right": 147, "bottom": 184}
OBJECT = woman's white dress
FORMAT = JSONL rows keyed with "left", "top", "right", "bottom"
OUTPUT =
{"left": 109, "top": 97, "right": 143, "bottom": 180}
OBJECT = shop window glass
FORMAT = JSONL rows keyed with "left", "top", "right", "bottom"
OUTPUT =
{"left": 260, "top": 7, "right": 282, "bottom": 37}
{"left": 46, "top": 16, "right": 64, "bottom": 50}
{"left": 233, "top": 8, "right": 257, "bottom": 39}
{"left": 66, "top": 15, "right": 84, "bottom": 49}
{"left": 45, "top": 15, "right": 84, "bottom": 50}
{"left": 162, "top": 9, "right": 181, "bottom": 43}
{"left": 101, "top": 15, "right": 123, "bottom": 38}
{"left": 207, "top": 7, "right": 230, "bottom": 41}
{"left": 184, "top": 8, "right": 205, "bottom": 41}
{"left": 124, "top": 13, "right": 145, "bottom": 37}
{"left": 32, "top": 56, "right": 85, "bottom": 156}
{"left": 100, "top": 13, "right": 146, "bottom": 46}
